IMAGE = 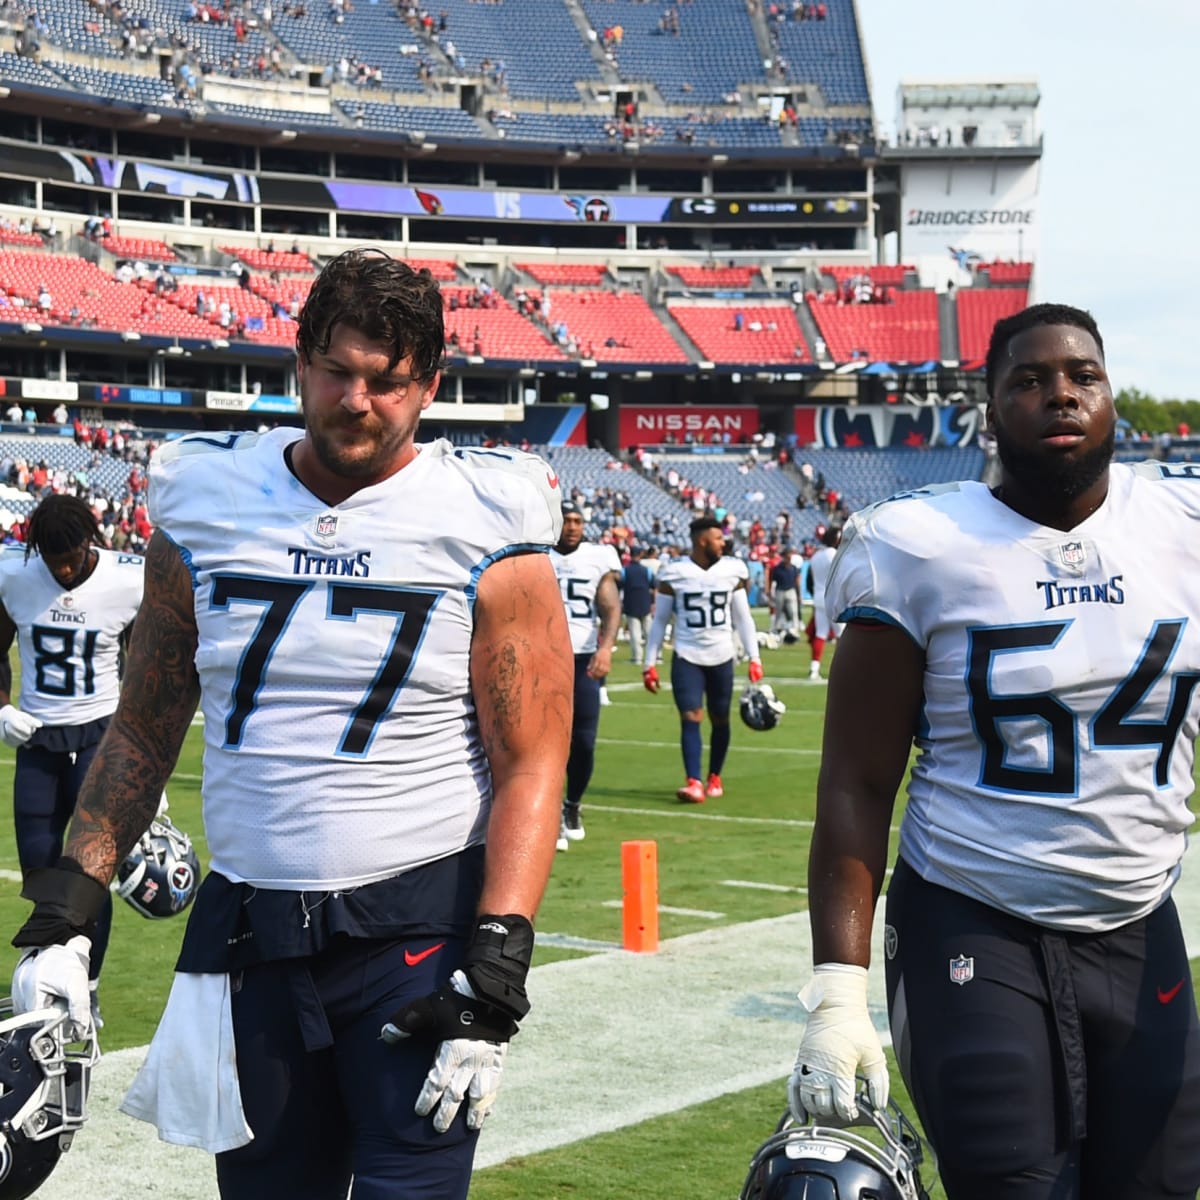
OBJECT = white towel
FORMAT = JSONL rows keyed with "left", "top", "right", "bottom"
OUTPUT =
{"left": 120, "top": 971, "right": 254, "bottom": 1153}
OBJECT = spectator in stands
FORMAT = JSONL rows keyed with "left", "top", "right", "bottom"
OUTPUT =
{"left": 51, "top": 404, "right": 69, "bottom": 427}
{"left": 36, "top": 285, "right": 51, "bottom": 313}
{"left": 4, "top": 402, "right": 23, "bottom": 424}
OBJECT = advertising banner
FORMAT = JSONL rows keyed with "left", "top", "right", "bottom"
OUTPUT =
{"left": 794, "top": 403, "right": 984, "bottom": 448}
{"left": 619, "top": 405, "right": 759, "bottom": 448}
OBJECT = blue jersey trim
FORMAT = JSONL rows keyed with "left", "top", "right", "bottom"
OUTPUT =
{"left": 464, "top": 542, "right": 551, "bottom": 611}
{"left": 160, "top": 529, "right": 200, "bottom": 590}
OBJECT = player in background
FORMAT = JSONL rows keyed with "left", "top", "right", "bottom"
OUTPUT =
{"left": 792, "top": 304, "right": 1200, "bottom": 1198}
{"left": 643, "top": 516, "right": 763, "bottom": 803}
{"left": 0, "top": 493, "right": 144, "bottom": 1028}
{"left": 549, "top": 500, "right": 621, "bottom": 849}
{"left": 804, "top": 525, "right": 841, "bottom": 680}
{"left": 8, "top": 249, "right": 573, "bottom": 1200}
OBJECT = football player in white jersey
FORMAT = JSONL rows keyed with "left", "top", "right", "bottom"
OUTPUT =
{"left": 792, "top": 305, "right": 1200, "bottom": 1200}
{"left": 803, "top": 525, "right": 841, "bottom": 680}
{"left": 0, "top": 494, "right": 144, "bottom": 1029}
{"left": 643, "top": 516, "right": 764, "bottom": 803}
{"left": 549, "top": 501, "right": 621, "bottom": 849}
{"left": 9, "top": 250, "right": 574, "bottom": 1200}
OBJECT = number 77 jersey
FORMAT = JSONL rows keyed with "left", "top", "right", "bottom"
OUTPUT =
{"left": 148, "top": 429, "right": 561, "bottom": 891}
{"left": 826, "top": 461, "right": 1200, "bottom": 932}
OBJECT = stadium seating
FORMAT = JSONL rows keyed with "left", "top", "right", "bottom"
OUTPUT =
{"left": 772, "top": 0, "right": 871, "bottom": 106}
{"left": 105, "top": 237, "right": 179, "bottom": 262}
{"left": 956, "top": 287, "right": 1029, "bottom": 362}
{"left": 517, "top": 263, "right": 608, "bottom": 287}
{"left": 543, "top": 290, "right": 689, "bottom": 364}
{"left": 667, "top": 266, "right": 761, "bottom": 291}
{"left": 820, "top": 265, "right": 912, "bottom": 288}
{"left": 793, "top": 446, "right": 987, "bottom": 511}
{"left": 654, "top": 453, "right": 805, "bottom": 528}
{"left": 441, "top": 287, "right": 566, "bottom": 361}
{"left": 807, "top": 291, "right": 940, "bottom": 363}
{"left": 222, "top": 247, "right": 315, "bottom": 273}
{"left": 980, "top": 262, "right": 1033, "bottom": 285}
{"left": 668, "top": 303, "right": 809, "bottom": 364}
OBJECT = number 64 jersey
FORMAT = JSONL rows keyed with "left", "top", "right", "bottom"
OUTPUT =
{"left": 148, "top": 428, "right": 561, "bottom": 891}
{"left": 827, "top": 461, "right": 1200, "bottom": 933}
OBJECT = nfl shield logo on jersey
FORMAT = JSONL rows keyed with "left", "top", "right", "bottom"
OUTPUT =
{"left": 314, "top": 513, "right": 339, "bottom": 540}
{"left": 949, "top": 954, "right": 974, "bottom": 986}
{"left": 1059, "top": 540, "right": 1086, "bottom": 568}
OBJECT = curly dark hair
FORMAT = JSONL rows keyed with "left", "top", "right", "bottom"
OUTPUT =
{"left": 295, "top": 248, "right": 445, "bottom": 381}
{"left": 986, "top": 303, "right": 1104, "bottom": 398}
{"left": 25, "top": 494, "right": 107, "bottom": 561}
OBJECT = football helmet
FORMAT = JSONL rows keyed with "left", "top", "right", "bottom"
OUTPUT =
{"left": 739, "top": 683, "right": 787, "bottom": 731}
{"left": 113, "top": 813, "right": 202, "bottom": 919}
{"left": 740, "top": 1093, "right": 934, "bottom": 1200}
{"left": 0, "top": 1000, "right": 98, "bottom": 1200}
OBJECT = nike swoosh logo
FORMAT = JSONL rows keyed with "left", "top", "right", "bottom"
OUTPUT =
{"left": 1157, "top": 979, "right": 1185, "bottom": 1005}
{"left": 404, "top": 942, "right": 445, "bottom": 968}
{"left": 547, "top": 472, "right": 559, "bottom": 489}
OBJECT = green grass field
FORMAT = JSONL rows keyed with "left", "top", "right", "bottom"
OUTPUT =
{"left": 0, "top": 625, "right": 1197, "bottom": 1198}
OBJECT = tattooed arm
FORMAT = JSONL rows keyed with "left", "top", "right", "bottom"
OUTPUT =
{"left": 66, "top": 530, "right": 200, "bottom": 885}
{"left": 470, "top": 550, "right": 573, "bottom": 919}
{"left": 586, "top": 568, "right": 621, "bottom": 681}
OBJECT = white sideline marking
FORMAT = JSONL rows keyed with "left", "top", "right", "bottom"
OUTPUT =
{"left": 722, "top": 879, "right": 808, "bottom": 894}
{"left": 584, "top": 803, "right": 816, "bottom": 828}
{"left": 535, "top": 932, "right": 622, "bottom": 952}
{"left": 601, "top": 900, "right": 725, "bottom": 919}
{"left": 32, "top": 842, "right": 1200, "bottom": 1199}
{"left": 0, "top": 869, "right": 21, "bottom": 883}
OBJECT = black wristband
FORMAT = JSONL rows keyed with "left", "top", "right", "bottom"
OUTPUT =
{"left": 12, "top": 859, "right": 110, "bottom": 948}
{"left": 462, "top": 913, "right": 534, "bottom": 1021}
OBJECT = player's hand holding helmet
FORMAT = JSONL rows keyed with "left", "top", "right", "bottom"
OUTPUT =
{"left": 381, "top": 914, "right": 533, "bottom": 1132}
{"left": 0, "top": 705, "right": 42, "bottom": 749}
{"left": 10, "top": 861, "right": 109, "bottom": 1041}
{"left": 790, "top": 963, "right": 888, "bottom": 1123}
{"left": 642, "top": 665, "right": 661, "bottom": 693}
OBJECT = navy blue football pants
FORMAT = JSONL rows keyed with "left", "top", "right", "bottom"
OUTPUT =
{"left": 216, "top": 933, "right": 479, "bottom": 1200}
{"left": 885, "top": 857, "right": 1200, "bottom": 1199}
{"left": 566, "top": 652, "right": 601, "bottom": 808}
{"left": 13, "top": 740, "right": 112, "bottom": 981}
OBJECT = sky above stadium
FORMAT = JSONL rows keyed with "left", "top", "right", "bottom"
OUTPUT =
{"left": 857, "top": 0, "right": 1199, "bottom": 401}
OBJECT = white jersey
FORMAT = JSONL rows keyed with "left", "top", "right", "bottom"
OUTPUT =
{"left": 549, "top": 542, "right": 622, "bottom": 655}
{"left": 149, "top": 429, "right": 561, "bottom": 890}
{"left": 657, "top": 554, "right": 750, "bottom": 667}
{"left": 0, "top": 546, "right": 143, "bottom": 726}
{"left": 827, "top": 462, "right": 1200, "bottom": 932}
{"left": 807, "top": 546, "right": 838, "bottom": 637}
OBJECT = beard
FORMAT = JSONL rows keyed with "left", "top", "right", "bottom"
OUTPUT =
{"left": 993, "top": 421, "right": 1116, "bottom": 511}
{"left": 302, "top": 398, "right": 415, "bottom": 482}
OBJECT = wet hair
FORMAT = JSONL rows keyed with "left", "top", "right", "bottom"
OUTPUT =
{"left": 25, "top": 494, "right": 106, "bottom": 562}
{"left": 689, "top": 515, "right": 723, "bottom": 537}
{"left": 295, "top": 248, "right": 444, "bottom": 382}
{"left": 821, "top": 525, "right": 841, "bottom": 549}
{"left": 986, "top": 303, "right": 1104, "bottom": 397}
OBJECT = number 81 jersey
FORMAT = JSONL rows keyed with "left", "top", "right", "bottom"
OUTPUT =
{"left": 149, "top": 429, "right": 561, "bottom": 891}
{"left": 826, "top": 462, "right": 1200, "bottom": 932}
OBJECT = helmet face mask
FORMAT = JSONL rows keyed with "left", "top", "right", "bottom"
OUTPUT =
{"left": 740, "top": 1095, "right": 934, "bottom": 1200}
{"left": 113, "top": 814, "right": 202, "bottom": 919}
{"left": 0, "top": 1001, "right": 98, "bottom": 1200}
{"left": 739, "top": 683, "right": 787, "bottom": 732}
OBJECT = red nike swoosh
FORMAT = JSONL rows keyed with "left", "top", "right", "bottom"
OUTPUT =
{"left": 1157, "top": 979, "right": 1185, "bottom": 1005}
{"left": 404, "top": 942, "right": 445, "bottom": 967}
{"left": 547, "top": 472, "right": 559, "bottom": 489}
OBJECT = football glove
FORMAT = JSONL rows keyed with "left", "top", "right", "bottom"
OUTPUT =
{"left": 381, "top": 914, "right": 533, "bottom": 1133}
{"left": 789, "top": 963, "right": 888, "bottom": 1123}
{"left": 747, "top": 660, "right": 764, "bottom": 684}
{"left": 0, "top": 704, "right": 42, "bottom": 748}
{"left": 11, "top": 935, "right": 93, "bottom": 1039}
{"left": 642, "top": 666, "right": 660, "bottom": 693}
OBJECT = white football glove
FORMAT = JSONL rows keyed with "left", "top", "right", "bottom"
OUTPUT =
{"left": 414, "top": 971, "right": 510, "bottom": 1133}
{"left": 789, "top": 963, "right": 888, "bottom": 1123}
{"left": 11, "top": 934, "right": 93, "bottom": 1039}
{"left": 0, "top": 704, "right": 43, "bottom": 749}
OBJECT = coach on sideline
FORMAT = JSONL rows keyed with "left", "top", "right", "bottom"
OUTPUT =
{"left": 9, "top": 248, "right": 574, "bottom": 1199}
{"left": 792, "top": 303, "right": 1200, "bottom": 1199}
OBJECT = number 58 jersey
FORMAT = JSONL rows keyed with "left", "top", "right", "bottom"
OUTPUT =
{"left": 149, "top": 429, "right": 561, "bottom": 891}
{"left": 657, "top": 554, "right": 749, "bottom": 666}
{"left": 827, "top": 462, "right": 1200, "bottom": 932}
